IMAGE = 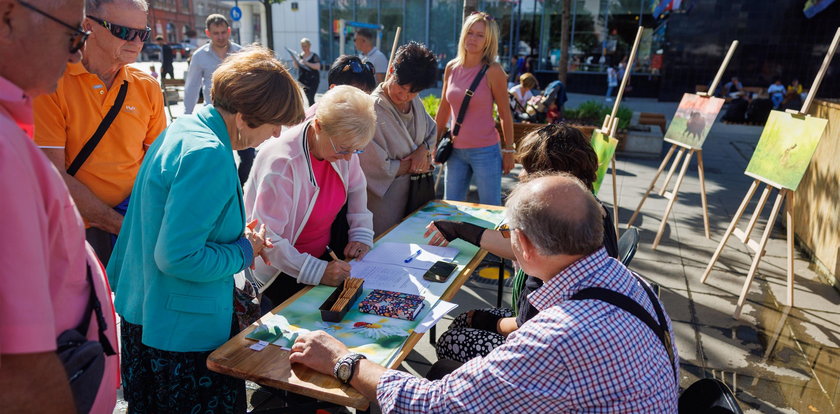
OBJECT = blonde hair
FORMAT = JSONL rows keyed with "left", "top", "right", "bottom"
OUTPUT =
{"left": 315, "top": 85, "right": 377, "bottom": 148}
{"left": 300, "top": 38, "right": 311, "bottom": 46}
{"left": 455, "top": 12, "right": 499, "bottom": 66}
{"left": 212, "top": 45, "right": 305, "bottom": 128}
{"left": 520, "top": 73, "right": 537, "bottom": 90}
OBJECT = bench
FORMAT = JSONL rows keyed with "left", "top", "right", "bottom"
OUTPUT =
{"left": 638, "top": 112, "right": 667, "bottom": 135}
{"left": 161, "top": 78, "right": 186, "bottom": 120}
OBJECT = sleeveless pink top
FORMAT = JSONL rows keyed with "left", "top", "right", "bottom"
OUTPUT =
{"left": 445, "top": 64, "right": 500, "bottom": 149}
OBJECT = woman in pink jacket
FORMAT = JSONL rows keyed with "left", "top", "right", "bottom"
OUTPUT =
{"left": 243, "top": 85, "right": 377, "bottom": 305}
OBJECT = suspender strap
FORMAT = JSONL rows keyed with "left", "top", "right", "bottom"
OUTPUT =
{"left": 67, "top": 80, "right": 129, "bottom": 176}
{"left": 75, "top": 264, "right": 117, "bottom": 356}
{"left": 451, "top": 64, "right": 489, "bottom": 138}
{"left": 571, "top": 279, "right": 677, "bottom": 383}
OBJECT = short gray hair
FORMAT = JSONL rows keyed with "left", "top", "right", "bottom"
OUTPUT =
{"left": 506, "top": 172, "right": 604, "bottom": 256}
{"left": 315, "top": 85, "right": 376, "bottom": 149}
{"left": 87, "top": 0, "right": 148, "bottom": 16}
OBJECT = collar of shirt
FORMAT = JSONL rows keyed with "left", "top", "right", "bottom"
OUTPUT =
{"left": 529, "top": 247, "right": 610, "bottom": 311}
{"left": 0, "top": 75, "right": 33, "bottom": 137}
{"left": 67, "top": 62, "right": 134, "bottom": 84}
{"left": 362, "top": 47, "right": 379, "bottom": 59}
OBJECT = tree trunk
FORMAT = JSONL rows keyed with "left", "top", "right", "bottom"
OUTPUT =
{"left": 262, "top": 0, "right": 275, "bottom": 51}
{"left": 558, "top": 0, "right": 571, "bottom": 82}
{"left": 462, "top": 0, "right": 478, "bottom": 21}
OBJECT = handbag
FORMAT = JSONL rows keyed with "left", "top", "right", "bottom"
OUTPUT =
{"left": 233, "top": 268, "right": 262, "bottom": 331}
{"left": 434, "top": 64, "right": 489, "bottom": 163}
{"left": 57, "top": 264, "right": 116, "bottom": 414}
{"left": 405, "top": 171, "right": 436, "bottom": 215}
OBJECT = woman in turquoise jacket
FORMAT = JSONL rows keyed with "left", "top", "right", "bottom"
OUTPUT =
{"left": 107, "top": 46, "right": 305, "bottom": 413}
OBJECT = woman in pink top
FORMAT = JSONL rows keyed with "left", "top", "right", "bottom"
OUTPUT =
{"left": 435, "top": 11, "right": 514, "bottom": 206}
{"left": 244, "top": 86, "right": 378, "bottom": 306}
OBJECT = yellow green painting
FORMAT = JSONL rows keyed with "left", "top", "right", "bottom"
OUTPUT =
{"left": 664, "top": 93, "right": 724, "bottom": 149}
{"left": 745, "top": 111, "right": 828, "bottom": 190}
{"left": 590, "top": 129, "right": 619, "bottom": 195}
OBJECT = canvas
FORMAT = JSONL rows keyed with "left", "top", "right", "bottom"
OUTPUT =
{"left": 591, "top": 129, "right": 619, "bottom": 195}
{"left": 745, "top": 110, "right": 828, "bottom": 190}
{"left": 663, "top": 93, "right": 725, "bottom": 149}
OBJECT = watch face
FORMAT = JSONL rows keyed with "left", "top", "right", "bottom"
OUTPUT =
{"left": 337, "top": 362, "right": 352, "bottom": 382}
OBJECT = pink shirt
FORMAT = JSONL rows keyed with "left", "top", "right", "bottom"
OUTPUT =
{"left": 0, "top": 76, "right": 118, "bottom": 413}
{"left": 294, "top": 154, "right": 347, "bottom": 257}
{"left": 445, "top": 64, "right": 500, "bottom": 149}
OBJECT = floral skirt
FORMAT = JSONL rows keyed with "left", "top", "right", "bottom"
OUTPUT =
{"left": 120, "top": 320, "right": 246, "bottom": 414}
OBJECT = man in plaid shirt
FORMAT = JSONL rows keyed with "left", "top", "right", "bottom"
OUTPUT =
{"left": 290, "top": 173, "right": 679, "bottom": 412}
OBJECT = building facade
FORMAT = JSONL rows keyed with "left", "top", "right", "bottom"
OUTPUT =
{"left": 149, "top": 0, "right": 196, "bottom": 44}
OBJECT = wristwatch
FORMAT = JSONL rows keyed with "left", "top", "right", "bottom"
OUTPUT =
{"left": 334, "top": 352, "right": 367, "bottom": 384}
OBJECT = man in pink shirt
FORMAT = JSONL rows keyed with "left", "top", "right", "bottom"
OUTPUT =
{"left": 0, "top": 0, "right": 119, "bottom": 413}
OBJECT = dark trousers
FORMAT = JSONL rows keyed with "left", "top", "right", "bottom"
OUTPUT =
{"left": 86, "top": 227, "right": 114, "bottom": 266}
{"left": 303, "top": 85, "right": 317, "bottom": 107}
{"left": 161, "top": 64, "right": 174, "bottom": 80}
{"left": 237, "top": 148, "right": 256, "bottom": 186}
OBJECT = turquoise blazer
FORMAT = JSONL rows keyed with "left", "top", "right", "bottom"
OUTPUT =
{"left": 108, "top": 105, "right": 251, "bottom": 352}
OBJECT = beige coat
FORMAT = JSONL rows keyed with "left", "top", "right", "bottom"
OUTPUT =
{"left": 359, "top": 85, "right": 436, "bottom": 235}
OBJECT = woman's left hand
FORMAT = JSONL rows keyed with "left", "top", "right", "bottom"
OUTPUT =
{"left": 502, "top": 152, "right": 515, "bottom": 175}
{"left": 402, "top": 146, "right": 432, "bottom": 174}
{"left": 344, "top": 241, "right": 371, "bottom": 260}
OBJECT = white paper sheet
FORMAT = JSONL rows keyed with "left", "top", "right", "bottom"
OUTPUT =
{"left": 350, "top": 261, "right": 430, "bottom": 295}
{"left": 414, "top": 300, "right": 459, "bottom": 333}
{"left": 361, "top": 242, "right": 459, "bottom": 270}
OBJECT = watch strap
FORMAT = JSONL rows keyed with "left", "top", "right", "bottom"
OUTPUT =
{"left": 334, "top": 352, "right": 367, "bottom": 383}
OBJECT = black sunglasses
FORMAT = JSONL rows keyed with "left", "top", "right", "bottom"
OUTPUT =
{"left": 87, "top": 15, "right": 151, "bottom": 42}
{"left": 341, "top": 60, "right": 374, "bottom": 74}
{"left": 18, "top": 0, "right": 89, "bottom": 54}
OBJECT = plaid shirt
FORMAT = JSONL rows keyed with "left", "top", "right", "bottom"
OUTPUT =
{"left": 377, "top": 248, "right": 679, "bottom": 413}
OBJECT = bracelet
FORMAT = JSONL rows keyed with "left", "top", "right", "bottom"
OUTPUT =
{"left": 501, "top": 149, "right": 516, "bottom": 154}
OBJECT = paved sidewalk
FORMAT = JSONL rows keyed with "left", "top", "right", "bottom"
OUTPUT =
{"left": 113, "top": 84, "right": 839, "bottom": 412}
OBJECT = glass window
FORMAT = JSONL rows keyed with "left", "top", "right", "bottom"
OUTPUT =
{"left": 404, "top": 0, "right": 427, "bottom": 48}
{"left": 429, "top": 0, "right": 462, "bottom": 68}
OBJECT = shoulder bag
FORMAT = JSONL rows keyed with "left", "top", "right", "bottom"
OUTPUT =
{"left": 434, "top": 64, "right": 489, "bottom": 163}
{"left": 66, "top": 81, "right": 128, "bottom": 176}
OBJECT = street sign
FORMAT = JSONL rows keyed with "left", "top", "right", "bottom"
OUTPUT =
{"left": 230, "top": 6, "right": 242, "bottom": 22}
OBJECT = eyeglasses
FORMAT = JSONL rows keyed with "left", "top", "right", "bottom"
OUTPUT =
{"left": 498, "top": 223, "right": 512, "bottom": 238}
{"left": 341, "top": 60, "right": 374, "bottom": 74}
{"left": 470, "top": 11, "right": 495, "bottom": 21}
{"left": 18, "top": 0, "right": 89, "bottom": 54}
{"left": 328, "top": 135, "right": 364, "bottom": 155}
{"left": 87, "top": 15, "right": 151, "bottom": 42}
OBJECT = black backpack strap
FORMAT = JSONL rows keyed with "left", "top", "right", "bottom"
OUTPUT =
{"left": 571, "top": 283, "right": 677, "bottom": 383}
{"left": 67, "top": 81, "right": 129, "bottom": 176}
{"left": 76, "top": 264, "right": 117, "bottom": 356}
{"left": 451, "top": 64, "right": 489, "bottom": 138}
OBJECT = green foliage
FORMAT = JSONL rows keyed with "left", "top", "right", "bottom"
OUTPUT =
{"left": 564, "top": 100, "right": 632, "bottom": 131}
{"left": 421, "top": 94, "right": 441, "bottom": 119}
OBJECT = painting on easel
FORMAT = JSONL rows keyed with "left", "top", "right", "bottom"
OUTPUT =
{"left": 591, "top": 129, "right": 619, "bottom": 195}
{"left": 745, "top": 110, "right": 828, "bottom": 190}
{"left": 663, "top": 93, "right": 725, "bottom": 149}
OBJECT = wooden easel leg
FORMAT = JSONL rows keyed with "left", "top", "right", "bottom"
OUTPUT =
{"left": 652, "top": 149, "right": 694, "bottom": 249}
{"left": 696, "top": 150, "right": 710, "bottom": 239}
{"left": 611, "top": 156, "right": 619, "bottom": 234}
{"left": 739, "top": 185, "right": 772, "bottom": 244}
{"left": 785, "top": 190, "right": 795, "bottom": 307}
{"left": 659, "top": 147, "right": 686, "bottom": 196}
{"left": 627, "top": 144, "right": 677, "bottom": 228}
{"left": 734, "top": 190, "right": 786, "bottom": 318}
{"left": 701, "top": 180, "right": 761, "bottom": 283}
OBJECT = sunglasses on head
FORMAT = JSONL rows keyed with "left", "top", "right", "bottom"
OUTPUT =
{"left": 341, "top": 60, "right": 374, "bottom": 74}
{"left": 87, "top": 15, "right": 151, "bottom": 42}
{"left": 18, "top": 0, "right": 89, "bottom": 54}
{"left": 470, "top": 11, "right": 495, "bottom": 21}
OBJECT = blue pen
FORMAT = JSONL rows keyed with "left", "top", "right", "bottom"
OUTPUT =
{"left": 404, "top": 249, "right": 422, "bottom": 263}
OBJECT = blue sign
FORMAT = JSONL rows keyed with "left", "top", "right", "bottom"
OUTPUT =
{"left": 230, "top": 6, "right": 242, "bottom": 22}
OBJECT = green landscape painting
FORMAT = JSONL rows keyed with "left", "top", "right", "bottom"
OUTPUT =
{"left": 745, "top": 111, "right": 828, "bottom": 190}
{"left": 590, "top": 129, "right": 619, "bottom": 195}
{"left": 663, "top": 93, "right": 725, "bottom": 149}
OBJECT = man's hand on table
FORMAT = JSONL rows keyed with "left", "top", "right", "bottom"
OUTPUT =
{"left": 289, "top": 330, "right": 349, "bottom": 376}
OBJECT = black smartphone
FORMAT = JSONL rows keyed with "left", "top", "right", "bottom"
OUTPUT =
{"left": 423, "top": 261, "right": 457, "bottom": 283}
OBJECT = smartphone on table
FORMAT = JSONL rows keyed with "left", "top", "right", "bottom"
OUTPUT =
{"left": 423, "top": 261, "right": 457, "bottom": 283}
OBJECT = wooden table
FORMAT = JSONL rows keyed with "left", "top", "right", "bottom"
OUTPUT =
{"left": 207, "top": 201, "right": 504, "bottom": 410}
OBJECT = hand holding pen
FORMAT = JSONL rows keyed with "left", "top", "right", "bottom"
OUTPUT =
{"left": 322, "top": 246, "right": 351, "bottom": 286}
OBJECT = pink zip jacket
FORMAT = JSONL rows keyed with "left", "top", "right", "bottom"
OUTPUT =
{"left": 244, "top": 120, "right": 374, "bottom": 289}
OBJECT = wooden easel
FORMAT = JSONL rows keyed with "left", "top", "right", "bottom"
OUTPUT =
{"left": 597, "top": 25, "right": 643, "bottom": 233}
{"left": 701, "top": 27, "right": 840, "bottom": 318}
{"left": 626, "top": 40, "right": 739, "bottom": 249}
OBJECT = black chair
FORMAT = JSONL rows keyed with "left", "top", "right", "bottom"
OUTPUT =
{"left": 618, "top": 227, "right": 640, "bottom": 267}
{"left": 679, "top": 378, "right": 744, "bottom": 414}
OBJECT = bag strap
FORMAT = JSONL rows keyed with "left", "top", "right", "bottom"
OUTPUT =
{"left": 75, "top": 264, "right": 117, "bottom": 356}
{"left": 451, "top": 64, "right": 489, "bottom": 138}
{"left": 67, "top": 81, "right": 129, "bottom": 176}
{"left": 570, "top": 275, "right": 677, "bottom": 383}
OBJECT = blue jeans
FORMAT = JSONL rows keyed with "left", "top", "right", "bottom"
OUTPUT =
{"left": 444, "top": 144, "right": 502, "bottom": 206}
{"left": 606, "top": 85, "right": 615, "bottom": 99}
{"left": 771, "top": 93, "right": 784, "bottom": 109}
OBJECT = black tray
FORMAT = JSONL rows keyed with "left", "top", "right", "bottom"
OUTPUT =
{"left": 319, "top": 279, "right": 364, "bottom": 322}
